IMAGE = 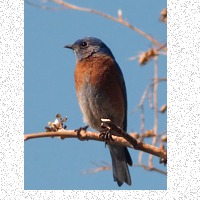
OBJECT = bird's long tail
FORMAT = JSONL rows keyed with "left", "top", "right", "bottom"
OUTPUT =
{"left": 108, "top": 144, "right": 132, "bottom": 186}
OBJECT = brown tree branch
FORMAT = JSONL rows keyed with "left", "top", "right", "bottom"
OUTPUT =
{"left": 82, "top": 162, "right": 166, "bottom": 175}
{"left": 24, "top": 122, "right": 167, "bottom": 163}
{"left": 134, "top": 77, "right": 167, "bottom": 113}
{"left": 25, "top": 0, "right": 64, "bottom": 10}
{"left": 26, "top": 0, "right": 167, "bottom": 51}
{"left": 82, "top": 161, "right": 112, "bottom": 175}
{"left": 44, "top": 0, "right": 165, "bottom": 50}
{"left": 149, "top": 55, "right": 159, "bottom": 168}
{"left": 133, "top": 164, "right": 167, "bottom": 175}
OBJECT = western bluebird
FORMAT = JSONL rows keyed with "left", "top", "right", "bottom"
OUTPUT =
{"left": 65, "top": 37, "right": 132, "bottom": 186}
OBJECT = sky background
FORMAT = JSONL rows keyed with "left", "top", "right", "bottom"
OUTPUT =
{"left": 24, "top": 0, "right": 167, "bottom": 190}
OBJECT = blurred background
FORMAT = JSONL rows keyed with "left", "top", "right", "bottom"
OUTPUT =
{"left": 25, "top": 0, "right": 167, "bottom": 190}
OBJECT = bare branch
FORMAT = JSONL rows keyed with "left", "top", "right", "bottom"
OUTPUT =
{"left": 136, "top": 83, "right": 152, "bottom": 110}
{"left": 49, "top": 0, "right": 165, "bottom": 49}
{"left": 133, "top": 164, "right": 167, "bottom": 175}
{"left": 82, "top": 162, "right": 112, "bottom": 175}
{"left": 134, "top": 77, "right": 167, "bottom": 113}
{"left": 24, "top": 127, "right": 167, "bottom": 162}
{"left": 160, "top": 104, "right": 167, "bottom": 113}
{"left": 101, "top": 118, "right": 138, "bottom": 147}
{"left": 161, "top": 135, "right": 167, "bottom": 143}
{"left": 140, "top": 105, "right": 145, "bottom": 139}
{"left": 82, "top": 161, "right": 166, "bottom": 175}
{"left": 129, "top": 43, "right": 167, "bottom": 62}
{"left": 149, "top": 55, "right": 159, "bottom": 168}
{"left": 26, "top": 1, "right": 167, "bottom": 51}
{"left": 160, "top": 8, "right": 167, "bottom": 23}
{"left": 25, "top": 0, "right": 64, "bottom": 11}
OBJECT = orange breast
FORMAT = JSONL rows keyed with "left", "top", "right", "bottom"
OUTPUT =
{"left": 74, "top": 55, "right": 126, "bottom": 128}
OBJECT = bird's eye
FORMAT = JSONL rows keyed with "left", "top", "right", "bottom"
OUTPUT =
{"left": 81, "top": 42, "right": 88, "bottom": 47}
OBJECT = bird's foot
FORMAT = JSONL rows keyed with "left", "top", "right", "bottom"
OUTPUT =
{"left": 74, "top": 125, "right": 89, "bottom": 140}
{"left": 99, "top": 128, "right": 114, "bottom": 147}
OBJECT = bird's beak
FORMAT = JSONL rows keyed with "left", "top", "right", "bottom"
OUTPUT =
{"left": 64, "top": 44, "right": 74, "bottom": 49}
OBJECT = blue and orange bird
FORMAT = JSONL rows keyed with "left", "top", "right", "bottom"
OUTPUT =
{"left": 65, "top": 37, "right": 132, "bottom": 186}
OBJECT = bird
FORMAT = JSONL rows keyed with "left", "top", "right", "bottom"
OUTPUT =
{"left": 64, "top": 37, "right": 132, "bottom": 186}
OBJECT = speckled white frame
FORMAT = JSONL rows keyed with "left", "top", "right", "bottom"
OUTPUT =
{"left": 1, "top": 0, "right": 200, "bottom": 199}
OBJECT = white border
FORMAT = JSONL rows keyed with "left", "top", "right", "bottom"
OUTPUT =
{"left": 1, "top": 0, "right": 200, "bottom": 199}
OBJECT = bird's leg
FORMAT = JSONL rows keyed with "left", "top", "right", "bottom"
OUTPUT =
{"left": 99, "top": 125, "right": 114, "bottom": 147}
{"left": 74, "top": 125, "right": 89, "bottom": 140}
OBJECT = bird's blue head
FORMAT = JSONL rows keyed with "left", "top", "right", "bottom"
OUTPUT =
{"left": 64, "top": 37, "right": 115, "bottom": 61}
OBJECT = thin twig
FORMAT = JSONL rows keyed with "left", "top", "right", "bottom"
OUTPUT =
{"left": 129, "top": 44, "right": 167, "bottom": 61}
{"left": 134, "top": 76, "right": 166, "bottom": 113}
{"left": 101, "top": 118, "right": 138, "bottom": 147}
{"left": 100, "top": 119, "right": 166, "bottom": 162}
{"left": 50, "top": 0, "right": 165, "bottom": 49}
{"left": 149, "top": 55, "right": 159, "bottom": 168}
{"left": 140, "top": 105, "right": 145, "bottom": 139}
{"left": 82, "top": 162, "right": 167, "bottom": 175}
{"left": 135, "top": 84, "right": 152, "bottom": 111}
{"left": 25, "top": 0, "right": 64, "bottom": 10}
{"left": 133, "top": 164, "right": 167, "bottom": 175}
{"left": 138, "top": 151, "right": 144, "bottom": 165}
{"left": 24, "top": 128, "right": 167, "bottom": 161}
{"left": 26, "top": 0, "right": 166, "bottom": 50}
{"left": 82, "top": 161, "right": 112, "bottom": 175}
{"left": 152, "top": 77, "right": 167, "bottom": 84}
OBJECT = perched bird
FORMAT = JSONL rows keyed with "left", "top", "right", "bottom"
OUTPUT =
{"left": 65, "top": 37, "right": 132, "bottom": 186}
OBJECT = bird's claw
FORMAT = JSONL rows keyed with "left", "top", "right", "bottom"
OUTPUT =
{"left": 74, "top": 125, "right": 89, "bottom": 140}
{"left": 99, "top": 129, "right": 114, "bottom": 147}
